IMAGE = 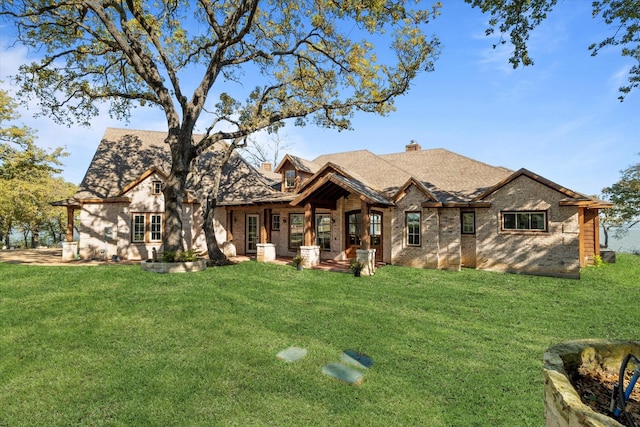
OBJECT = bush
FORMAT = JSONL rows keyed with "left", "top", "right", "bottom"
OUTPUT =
{"left": 292, "top": 255, "right": 304, "bottom": 267}
{"left": 349, "top": 259, "right": 365, "bottom": 273}
{"left": 593, "top": 254, "right": 604, "bottom": 267}
{"left": 161, "top": 249, "right": 199, "bottom": 262}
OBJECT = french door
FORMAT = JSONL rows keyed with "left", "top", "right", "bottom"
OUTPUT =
{"left": 345, "top": 210, "right": 382, "bottom": 261}
{"left": 246, "top": 214, "right": 259, "bottom": 254}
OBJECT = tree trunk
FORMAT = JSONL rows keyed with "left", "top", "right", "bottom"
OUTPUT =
{"left": 163, "top": 131, "right": 194, "bottom": 254}
{"left": 602, "top": 225, "right": 609, "bottom": 248}
{"left": 31, "top": 228, "right": 40, "bottom": 248}
{"left": 204, "top": 195, "right": 228, "bottom": 265}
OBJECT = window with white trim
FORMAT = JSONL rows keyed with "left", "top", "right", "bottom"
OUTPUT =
{"left": 285, "top": 170, "right": 296, "bottom": 188}
{"left": 150, "top": 214, "right": 162, "bottom": 241}
{"left": 152, "top": 180, "right": 163, "bottom": 195}
{"left": 272, "top": 214, "right": 280, "bottom": 231}
{"left": 133, "top": 214, "right": 146, "bottom": 242}
{"left": 406, "top": 212, "right": 421, "bottom": 246}
{"left": 502, "top": 211, "right": 547, "bottom": 231}
{"left": 132, "top": 213, "right": 163, "bottom": 242}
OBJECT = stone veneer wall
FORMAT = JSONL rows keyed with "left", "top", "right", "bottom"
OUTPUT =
{"left": 391, "top": 186, "right": 441, "bottom": 269}
{"left": 437, "top": 209, "right": 461, "bottom": 271}
{"left": 476, "top": 175, "right": 581, "bottom": 278}
{"left": 543, "top": 339, "right": 640, "bottom": 427}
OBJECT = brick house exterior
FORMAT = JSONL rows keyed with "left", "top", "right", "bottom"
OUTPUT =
{"left": 56, "top": 129, "right": 611, "bottom": 278}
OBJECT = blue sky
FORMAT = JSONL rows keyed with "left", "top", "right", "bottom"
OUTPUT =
{"left": 0, "top": 1, "right": 638, "bottom": 197}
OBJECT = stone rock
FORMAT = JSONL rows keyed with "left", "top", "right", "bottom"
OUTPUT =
{"left": 321, "top": 363, "right": 364, "bottom": 385}
{"left": 276, "top": 346, "right": 307, "bottom": 363}
{"left": 220, "top": 241, "right": 237, "bottom": 257}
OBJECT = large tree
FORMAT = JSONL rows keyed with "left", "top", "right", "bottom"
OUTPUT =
{"left": 0, "top": 0, "right": 441, "bottom": 257}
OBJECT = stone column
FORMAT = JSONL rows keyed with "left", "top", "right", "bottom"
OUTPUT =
{"left": 299, "top": 245, "right": 320, "bottom": 268}
{"left": 356, "top": 248, "right": 376, "bottom": 276}
{"left": 62, "top": 241, "right": 78, "bottom": 261}
{"left": 256, "top": 243, "right": 276, "bottom": 262}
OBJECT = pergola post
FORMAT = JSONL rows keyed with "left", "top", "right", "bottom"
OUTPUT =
{"left": 66, "top": 206, "right": 75, "bottom": 242}
{"left": 360, "top": 199, "right": 371, "bottom": 250}
{"left": 304, "top": 202, "right": 316, "bottom": 246}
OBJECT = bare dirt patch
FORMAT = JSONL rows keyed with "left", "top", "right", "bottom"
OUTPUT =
{"left": 0, "top": 248, "right": 119, "bottom": 266}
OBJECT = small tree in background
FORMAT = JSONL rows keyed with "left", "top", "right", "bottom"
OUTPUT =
{"left": 0, "top": 88, "right": 76, "bottom": 248}
{"left": 600, "top": 156, "right": 640, "bottom": 248}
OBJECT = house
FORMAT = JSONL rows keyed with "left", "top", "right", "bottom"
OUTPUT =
{"left": 56, "top": 128, "right": 611, "bottom": 278}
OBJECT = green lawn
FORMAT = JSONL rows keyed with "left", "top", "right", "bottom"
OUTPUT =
{"left": 1, "top": 255, "right": 639, "bottom": 426}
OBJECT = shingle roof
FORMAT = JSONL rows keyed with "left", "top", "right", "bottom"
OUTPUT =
{"left": 76, "top": 128, "right": 278, "bottom": 204}
{"left": 311, "top": 147, "right": 513, "bottom": 203}
{"left": 76, "top": 129, "right": 598, "bottom": 210}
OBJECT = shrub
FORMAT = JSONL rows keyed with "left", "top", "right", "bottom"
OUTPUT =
{"left": 161, "top": 249, "right": 199, "bottom": 262}
{"left": 292, "top": 255, "right": 304, "bottom": 267}
{"left": 349, "top": 259, "right": 365, "bottom": 273}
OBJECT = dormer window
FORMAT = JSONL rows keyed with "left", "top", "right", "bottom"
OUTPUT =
{"left": 152, "top": 180, "right": 163, "bottom": 195}
{"left": 284, "top": 170, "right": 296, "bottom": 188}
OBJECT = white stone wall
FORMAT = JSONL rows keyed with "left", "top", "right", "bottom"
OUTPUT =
{"left": 79, "top": 172, "right": 212, "bottom": 260}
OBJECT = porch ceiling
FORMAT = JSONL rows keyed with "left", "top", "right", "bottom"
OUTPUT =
{"left": 291, "top": 172, "right": 394, "bottom": 209}
{"left": 293, "top": 178, "right": 350, "bottom": 209}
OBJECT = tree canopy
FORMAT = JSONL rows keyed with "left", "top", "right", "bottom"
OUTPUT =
{"left": 0, "top": 0, "right": 442, "bottom": 255}
{"left": 0, "top": 87, "right": 76, "bottom": 248}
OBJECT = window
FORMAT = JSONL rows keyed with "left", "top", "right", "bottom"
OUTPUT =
{"left": 285, "top": 170, "right": 296, "bottom": 188}
{"left": 502, "top": 211, "right": 547, "bottom": 231}
{"left": 406, "top": 212, "right": 421, "bottom": 246}
{"left": 133, "top": 214, "right": 145, "bottom": 242}
{"left": 347, "top": 212, "right": 362, "bottom": 246}
{"left": 150, "top": 214, "right": 162, "bottom": 241}
{"left": 152, "top": 180, "right": 163, "bottom": 195}
{"left": 370, "top": 213, "right": 382, "bottom": 246}
{"left": 461, "top": 212, "right": 475, "bottom": 234}
{"left": 289, "top": 213, "right": 304, "bottom": 249}
{"left": 272, "top": 214, "right": 280, "bottom": 231}
{"left": 316, "top": 214, "right": 331, "bottom": 251}
{"left": 132, "top": 213, "right": 163, "bottom": 242}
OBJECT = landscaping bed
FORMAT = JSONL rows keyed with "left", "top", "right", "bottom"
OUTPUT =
{"left": 572, "top": 364, "right": 640, "bottom": 426}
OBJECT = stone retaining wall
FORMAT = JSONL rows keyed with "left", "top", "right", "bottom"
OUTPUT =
{"left": 543, "top": 339, "right": 640, "bottom": 427}
{"left": 140, "top": 259, "right": 207, "bottom": 273}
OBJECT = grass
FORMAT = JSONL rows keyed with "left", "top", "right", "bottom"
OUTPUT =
{"left": 1, "top": 255, "right": 639, "bottom": 426}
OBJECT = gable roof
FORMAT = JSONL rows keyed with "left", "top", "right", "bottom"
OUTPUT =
{"left": 291, "top": 163, "right": 394, "bottom": 208}
{"left": 274, "top": 154, "right": 321, "bottom": 174}
{"left": 75, "top": 128, "right": 278, "bottom": 204}
{"left": 474, "top": 168, "right": 613, "bottom": 208}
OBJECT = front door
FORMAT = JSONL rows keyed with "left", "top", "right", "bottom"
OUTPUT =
{"left": 246, "top": 214, "right": 259, "bottom": 254}
{"left": 345, "top": 211, "right": 383, "bottom": 261}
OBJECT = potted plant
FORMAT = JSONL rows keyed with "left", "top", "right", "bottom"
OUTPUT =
{"left": 349, "top": 259, "right": 365, "bottom": 277}
{"left": 292, "top": 255, "right": 305, "bottom": 271}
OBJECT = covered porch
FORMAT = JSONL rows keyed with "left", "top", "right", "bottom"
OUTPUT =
{"left": 273, "top": 168, "right": 394, "bottom": 275}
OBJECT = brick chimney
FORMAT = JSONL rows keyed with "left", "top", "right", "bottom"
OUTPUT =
{"left": 405, "top": 140, "right": 421, "bottom": 152}
{"left": 261, "top": 162, "right": 272, "bottom": 172}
